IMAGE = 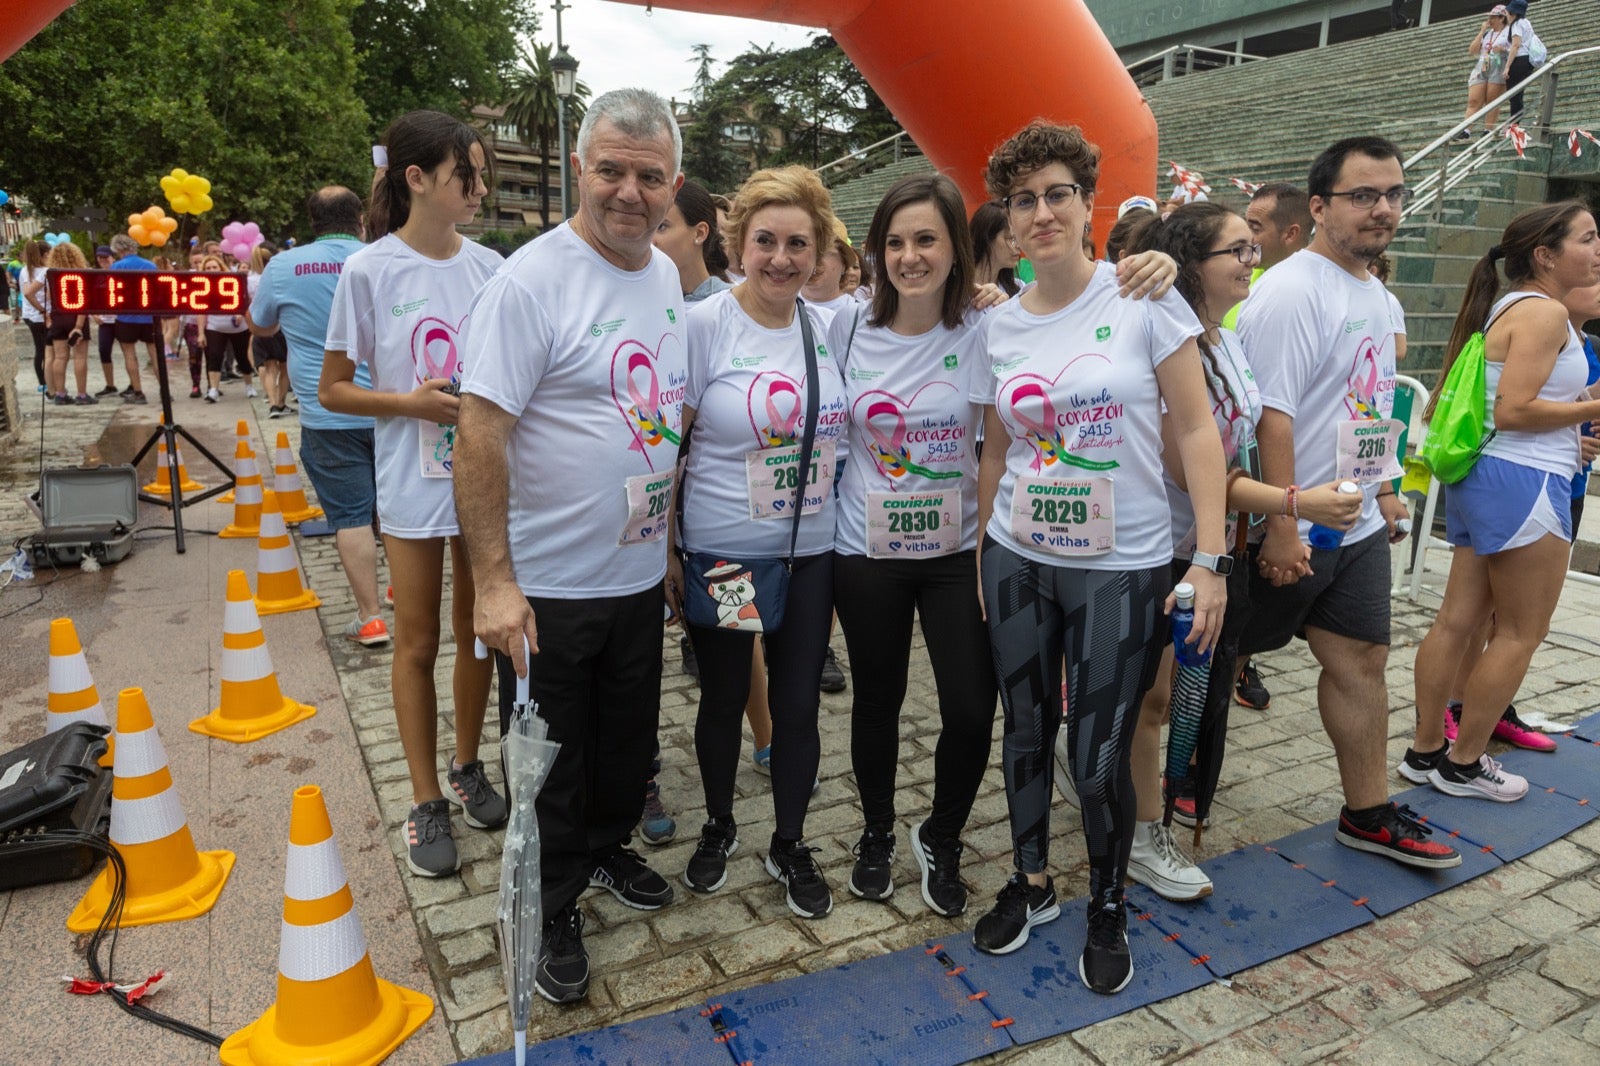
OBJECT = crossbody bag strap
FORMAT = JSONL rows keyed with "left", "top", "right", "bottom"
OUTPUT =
{"left": 789, "top": 298, "right": 821, "bottom": 569}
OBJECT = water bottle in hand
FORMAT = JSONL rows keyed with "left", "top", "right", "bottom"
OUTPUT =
{"left": 1308, "top": 481, "right": 1361, "bottom": 551}
{"left": 1171, "top": 582, "right": 1210, "bottom": 667}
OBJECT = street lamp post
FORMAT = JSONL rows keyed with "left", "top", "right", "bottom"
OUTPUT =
{"left": 551, "top": 1, "right": 579, "bottom": 221}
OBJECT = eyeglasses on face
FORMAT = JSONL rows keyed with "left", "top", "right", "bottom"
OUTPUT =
{"left": 1002, "top": 183, "right": 1083, "bottom": 217}
{"left": 1325, "top": 185, "right": 1414, "bottom": 210}
{"left": 1197, "top": 242, "right": 1263, "bottom": 265}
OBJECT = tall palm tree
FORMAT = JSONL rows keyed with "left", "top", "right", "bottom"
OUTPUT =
{"left": 501, "top": 43, "right": 590, "bottom": 228}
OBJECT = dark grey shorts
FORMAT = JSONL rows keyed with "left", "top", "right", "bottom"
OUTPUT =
{"left": 1240, "top": 528, "right": 1391, "bottom": 653}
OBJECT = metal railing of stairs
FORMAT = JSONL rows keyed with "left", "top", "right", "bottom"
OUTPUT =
{"left": 814, "top": 131, "right": 920, "bottom": 187}
{"left": 1123, "top": 43, "right": 1265, "bottom": 87}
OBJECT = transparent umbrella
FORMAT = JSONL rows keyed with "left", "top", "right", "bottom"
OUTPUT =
{"left": 478, "top": 638, "right": 560, "bottom": 1066}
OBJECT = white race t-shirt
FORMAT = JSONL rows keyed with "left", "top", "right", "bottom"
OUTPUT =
{"left": 460, "top": 222, "right": 687, "bottom": 597}
{"left": 1167, "top": 327, "right": 1262, "bottom": 554}
{"left": 830, "top": 306, "right": 984, "bottom": 557}
{"left": 326, "top": 233, "right": 503, "bottom": 538}
{"left": 803, "top": 292, "right": 857, "bottom": 324}
{"left": 1386, "top": 290, "right": 1407, "bottom": 337}
{"left": 682, "top": 289, "right": 846, "bottom": 558}
{"left": 1238, "top": 249, "right": 1398, "bottom": 543}
{"left": 21, "top": 266, "right": 47, "bottom": 322}
{"left": 973, "top": 261, "right": 1203, "bottom": 570}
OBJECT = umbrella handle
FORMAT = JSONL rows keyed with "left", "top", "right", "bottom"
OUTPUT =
{"left": 475, "top": 636, "right": 533, "bottom": 708}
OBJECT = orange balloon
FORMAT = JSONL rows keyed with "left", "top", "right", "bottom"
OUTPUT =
{"left": 158, "top": 217, "right": 178, "bottom": 234}
{"left": 128, "top": 212, "right": 144, "bottom": 227}
{"left": 129, "top": 224, "right": 150, "bottom": 244}
{"left": 149, "top": 231, "right": 168, "bottom": 247}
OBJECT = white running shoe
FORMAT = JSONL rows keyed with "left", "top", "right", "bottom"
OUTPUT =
{"left": 1127, "top": 820, "right": 1213, "bottom": 900}
{"left": 1428, "top": 752, "right": 1528, "bottom": 803}
{"left": 1052, "top": 730, "right": 1080, "bottom": 808}
{"left": 246, "top": 385, "right": 258, "bottom": 398}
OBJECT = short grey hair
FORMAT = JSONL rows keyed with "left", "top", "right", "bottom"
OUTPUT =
{"left": 110, "top": 234, "right": 138, "bottom": 256}
{"left": 576, "top": 88, "right": 682, "bottom": 175}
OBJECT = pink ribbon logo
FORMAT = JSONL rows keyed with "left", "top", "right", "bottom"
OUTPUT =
{"left": 748, "top": 373, "right": 803, "bottom": 446}
{"left": 1008, "top": 382, "right": 1066, "bottom": 473}
{"left": 611, "top": 338, "right": 682, "bottom": 469}
{"left": 865, "top": 400, "right": 910, "bottom": 477}
{"left": 410, "top": 316, "right": 465, "bottom": 385}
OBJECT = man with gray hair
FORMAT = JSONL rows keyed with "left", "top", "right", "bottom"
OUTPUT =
{"left": 108, "top": 233, "right": 156, "bottom": 403}
{"left": 456, "top": 87, "right": 686, "bottom": 1004}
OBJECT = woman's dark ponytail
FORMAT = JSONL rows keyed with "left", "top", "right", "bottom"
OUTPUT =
{"left": 366, "top": 109, "right": 488, "bottom": 241}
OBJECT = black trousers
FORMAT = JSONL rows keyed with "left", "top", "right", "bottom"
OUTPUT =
{"left": 1506, "top": 55, "right": 1535, "bottom": 118}
{"left": 205, "top": 330, "right": 252, "bottom": 375}
{"left": 834, "top": 550, "right": 996, "bottom": 843}
{"left": 689, "top": 551, "right": 833, "bottom": 841}
{"left": 26, "top": 319, "right": 47, "bottom": 385}
{"left": 495, "top": 584, "right": 664, "bottom": 916}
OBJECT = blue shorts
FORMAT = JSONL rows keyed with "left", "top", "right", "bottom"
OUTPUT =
{"left": 1446, "top": 453, "right": 1572, "bottom": 555}
{"left": 299, "top": 427, "right": 377, "bottom": 531}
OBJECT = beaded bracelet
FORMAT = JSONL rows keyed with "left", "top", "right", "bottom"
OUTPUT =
{"left": 1286, "top": 484, "right": 1300, "bottom": 520}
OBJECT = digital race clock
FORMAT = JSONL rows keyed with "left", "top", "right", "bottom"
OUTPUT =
{"left": 48, "top": 269, "right": 249, "bottom": 315}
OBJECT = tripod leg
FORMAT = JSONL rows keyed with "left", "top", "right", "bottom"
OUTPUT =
{"left": 166, "top": 424, "right": 186, "bottom": 553}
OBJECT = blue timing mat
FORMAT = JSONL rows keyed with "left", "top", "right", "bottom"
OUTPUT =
{"left": 1498, "top": 736, "right": 1600, "bottom": 802}
{"left": 456, "top": 1005, "right": 733, "bottom": 1066}
{"left": 1126, "top": 843, "right": 1372, "bottom": 979}
{"left": 705, "top": 942, "right": 1013, "bottom": 1066}
{"left": 929, "top": 897, "right": 1211, "bottom": 1047}
{"left": 1396, "top": 783, "right": 1596, "bottom": 863}
{"left": 1566, "top": 710, "right": 1600, "bottom": 743}
{"left": 1267, "top": 818, "right": 1501, "bottom": 916}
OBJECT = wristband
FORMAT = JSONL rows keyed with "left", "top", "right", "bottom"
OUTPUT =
{"left": 1286, "top": 485, "right": 1300, "bottom": 521}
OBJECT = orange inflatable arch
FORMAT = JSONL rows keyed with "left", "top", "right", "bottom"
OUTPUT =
{"left": 2, "top": 0, "right": 74, "bottom": 65}
{"left": 610, "top": 0, "right": 1157, "bottom": 244}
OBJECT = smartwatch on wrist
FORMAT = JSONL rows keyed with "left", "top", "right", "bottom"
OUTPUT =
{"left": 1190, "top": 550, "right": 1235, "bottom": 576}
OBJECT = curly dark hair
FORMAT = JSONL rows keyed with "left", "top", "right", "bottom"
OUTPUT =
{"left": 984, "top": 121, "right": 1100, "bottom": 202}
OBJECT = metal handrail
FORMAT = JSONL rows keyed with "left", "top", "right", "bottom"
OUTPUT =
{"left": 1404, "top": 45, "right": 1600, "bottom": 221}
{"left": 1125, "top": 43, "right": 1264, "bottom": 85}
{"left": 814, "top": 131, "right": 916, "bottom": 178}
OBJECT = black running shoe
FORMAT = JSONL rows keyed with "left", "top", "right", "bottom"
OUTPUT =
{"left": 973, "top": 873, "right": 1059, "bottom": 955}
{"left": 683, "top": 816, "right": 738, "bottom": 893}
{"left": 679, "top": 634, "right": 699, "bottom": 683}
{"left": 590, "top": 844, "right": 674, "bottom": 909}
{"left": 1234, "top": 658, "right": 1270, "bottom": 709}
{"left": 819, "top": 647, "right": 847, "bottom": 694}
{"left": 848, "top": 825, "right": 895, "bottom": 901}
{"left": 1398, "top": 743, "right": 1447, "bottom": 785}
{"left": 911, "top": 819, "right": 967, "bottom": 917}
{"left": 96, "top": 385, "right": 119, "bottom": 397}
{"left": 1335, "top": 803, "right": 1461, "bottom": 869}
{"left": 536, "top": 903, "right": 589, "bottom": 1003}
{"left": 1080, "top": 896, "right": 1133, "bottom": 994}
{"left": 765, "top": 834, "right": 833, "bottom": 919}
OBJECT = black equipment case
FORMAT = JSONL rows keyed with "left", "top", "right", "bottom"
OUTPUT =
{"left": 0, "top": 724, "right": 113, "bottom": 890}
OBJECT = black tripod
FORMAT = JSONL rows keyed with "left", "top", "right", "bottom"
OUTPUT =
{"left": 126, "top": 322, "right": 234, "bottom": 553}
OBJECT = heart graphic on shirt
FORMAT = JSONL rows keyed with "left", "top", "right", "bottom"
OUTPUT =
{"left": 411, "top": 315, "right": 466, "bottom": 385}
{"left": 852, "top": 382, "right": 962, "bottom": 480}
{"left": 611, "top": 335, "right": 685, "bottom": 472}
{"left": 1000, "top": 356, "right": 1121, "bottom": 474}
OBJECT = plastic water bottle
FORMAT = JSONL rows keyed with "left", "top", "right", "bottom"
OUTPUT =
{"left": 1171, "top": 582, "right": 1210, "bottom": 667}
{"left": 1308, "top": 481, "right": 1361, "bottom": 551}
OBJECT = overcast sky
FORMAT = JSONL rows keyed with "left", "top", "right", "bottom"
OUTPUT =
{"left": 560, "top": 3, "right": 823, "bottom": 108}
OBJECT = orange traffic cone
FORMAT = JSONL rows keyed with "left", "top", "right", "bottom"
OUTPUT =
{"left": 270, "top": 432, "right": 323, "bottom": 524}
{"left": 67, "top": 688, "right": 235, "bottom": 933}
{"left": 190, "top": 570, "right": 315, "bottom": 742}
{"left": 219, "top": 785, "right": 433, "bottom": 1066}
{"left": 46, "top": 618, "right": 114, "bottom": 767}
{"left": 253, "top": 492, "right": 321, "bottom": 615}
{"left": 141, "top": 418, "right": 205, "bottom": 495}
{"left": 219, "top": 420, "right": 250, "bottom": 504}
{"left": 219, "top": 442, "right": 264, "bottom": 539}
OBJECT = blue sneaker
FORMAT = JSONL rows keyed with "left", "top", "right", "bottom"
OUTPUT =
{"left": 752, "top": 745, "right": 772, "bottom": 775}
{"left": 639, "top": 779, "right": 676, "bottom": 845}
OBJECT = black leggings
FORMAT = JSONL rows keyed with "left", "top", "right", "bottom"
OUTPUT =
{"left": 205, "top": 330, "right": 252, "bottom": 375}
{"left": 981, "top": 536, "right": 1168, "bottom": 905}
{"left": 689, "top": 551, "right": 833, "bottom": 841}
{"left": 26, "top": 319, "right": 47, "bottom": 385}
{"left": 834, "top": 550, "right": 996, "bottom": 842}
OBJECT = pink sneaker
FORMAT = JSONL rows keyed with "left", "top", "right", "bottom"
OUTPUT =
{"left": 1443, "top": 703, "right": 1459, "bottom": 742}
{"left": 1492, "top": 706, "right": 1557, "bottom": 752}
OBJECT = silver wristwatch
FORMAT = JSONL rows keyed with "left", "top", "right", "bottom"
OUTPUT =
{"left": 1189, "top": 550, "right": 1235, "bottom": 576}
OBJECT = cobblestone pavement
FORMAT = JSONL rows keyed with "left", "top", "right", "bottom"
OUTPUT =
{"left": 8, "top": 325, "right": 1600, "bottom": 1064}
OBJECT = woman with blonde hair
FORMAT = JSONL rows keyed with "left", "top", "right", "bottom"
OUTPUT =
{"left": 44, "top": 242, "right": 95, "bottom": 404}
{"left": 195, "top": 252, "right": 256, "bottom": 402}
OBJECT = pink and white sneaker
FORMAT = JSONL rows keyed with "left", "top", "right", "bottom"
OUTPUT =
{"left": 1444, "top": 703, "right": 1556, "bottom": 752}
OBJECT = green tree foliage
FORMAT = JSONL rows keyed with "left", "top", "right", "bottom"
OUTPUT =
{"left": 499, "top": 42, "right": 590, "bottom": 229}
{"left": 0, "top": 0, "right": 370, "bottom": 241}
{"left": 353, "top": 0, "right": 539, "bottom": 134}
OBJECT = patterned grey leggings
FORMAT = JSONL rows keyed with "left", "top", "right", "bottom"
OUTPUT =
{"left": 980, "top": 537, "right": 1168, "bottom": 904}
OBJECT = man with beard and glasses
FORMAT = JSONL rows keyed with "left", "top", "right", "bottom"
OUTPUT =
{"left": 1235, "top": 136, "right": 1462, "bottom": 872}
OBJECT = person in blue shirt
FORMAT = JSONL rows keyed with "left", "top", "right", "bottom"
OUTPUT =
{"left": 107, "top": 234, "right": 157, "bottom": 403}
{"left": 247, "top": 186, "right": 389, "bottom": 647}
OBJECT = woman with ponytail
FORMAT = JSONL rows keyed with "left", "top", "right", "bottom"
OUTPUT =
{"left": 321, "top": 109, "right": 507, "bottom": 876}
{"left": 1404, "top": 201, "right": 1600, "bottom": 803}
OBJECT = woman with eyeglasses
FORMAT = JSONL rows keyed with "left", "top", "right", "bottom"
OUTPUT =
{"left": 970, "top": 122, "right": 1229, "bottom": 995}
{"left": 1118, "top": 204, "right": 1362, "bottom": 901}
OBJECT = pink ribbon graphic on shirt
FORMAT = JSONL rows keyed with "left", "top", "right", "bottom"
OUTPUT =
{"left": 865, "top": 400, "right": 961, "bottom": 481}
{"left": 1346, "top": 337, "right": 1382, "bottom": 420}
{"left": 759, "top": 378, "right": 803, "bottom": 445}
{"left": 411, "top": 316, "right": 464, "bottom": 386}
{"left": 623, "top": 349, "right": 682, "bottom": 451}
{"left": 1006, "top": 380, "right": 1119, "bottom": 473}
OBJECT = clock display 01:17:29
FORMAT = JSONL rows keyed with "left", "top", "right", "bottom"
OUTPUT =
{"left": 47, "top": 269, "right": 249, "bottom": 315}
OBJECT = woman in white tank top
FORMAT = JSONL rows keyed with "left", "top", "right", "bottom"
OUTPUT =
{"left": 1406, "top": 202, "right": 1600, "bottom": 804}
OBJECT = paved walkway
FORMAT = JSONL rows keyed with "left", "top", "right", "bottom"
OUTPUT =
{"left": 4, "top": 323, "right": 1600, "bottom": 1064}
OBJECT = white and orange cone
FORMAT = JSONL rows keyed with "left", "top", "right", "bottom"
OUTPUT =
{"left": 219, "top": 419, "right": 251, "bottom": 504}
{"left": 218, "top": 441, "right": 264, "bottom": 539}
{"left": 141, "top": 418, "right": 205, "bottom": 495}
{"left": 46, "top": 618, "right": 114, "bottom": 767}
{"left": 67, "top": 688, "right": 235, "bottom": 932}
{"left": 253, "top": 492, "right": 321, "bottom": 616}
{"left": 270, "top": 432, "right": 323, "bottom": 525}
{"left": 219, "top": 785, "right": 433, "bottom": 1066}
{"left": 190, "top": 570, "right": 315, "bottom": 742}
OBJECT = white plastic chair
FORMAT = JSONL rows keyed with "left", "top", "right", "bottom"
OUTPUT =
{"left": 1391, "top": 374, "right": 1445, "bottom": 601}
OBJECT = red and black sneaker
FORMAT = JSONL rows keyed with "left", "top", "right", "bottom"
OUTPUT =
{"left": 1336, "top": 803, "right": 1460, "bottom": 869}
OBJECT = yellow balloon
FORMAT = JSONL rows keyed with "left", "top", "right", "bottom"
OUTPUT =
{"left": 149, "top": 232, "right": 168, "bottom": 247}
{"left": 171, "top": 193, "right": 191, "bottom": 214}
{"left": 129, "top": 225, "right": 149, "bottom": 244}
{"left": 191, "top": 176, "right": 211, "bottom": 196}
{"left": 170, "top": 168, "right": 188, "bottom": 182}
{"left": 160, "top": 176, "right": 177, "bottom": 194}
{"left": 192, "top": 194, "right": 213, "bottom": 214}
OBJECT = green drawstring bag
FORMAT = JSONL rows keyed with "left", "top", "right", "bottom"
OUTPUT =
{"left": 1420, "top": 331, "right": 1493, "bottom": 484}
